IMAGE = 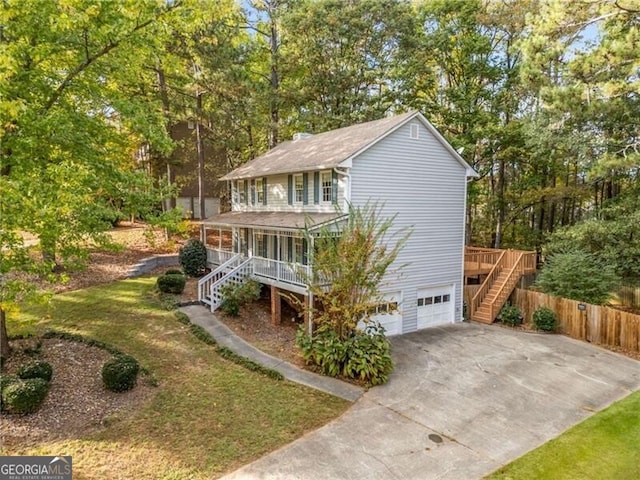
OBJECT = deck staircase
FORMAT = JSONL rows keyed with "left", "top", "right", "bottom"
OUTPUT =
{"left": 469, "top": 249, "right": 536, "bottom": 324}
{"left": 198, "top": 255, "right": 253, "bottom": 311}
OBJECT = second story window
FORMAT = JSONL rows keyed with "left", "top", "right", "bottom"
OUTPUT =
{"left": 237, "top": 180, "right": 246, "bottom": 204}
{"left": 294, "top": 174, "right": 304, "bottom": 203}
{"left": 256, "top": 178, "right": 264, "bottom": 204}
{"left": 321, "top": 171, "right": 332, "bottom": 203}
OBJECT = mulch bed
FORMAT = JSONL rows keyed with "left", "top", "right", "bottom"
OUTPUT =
{"left": 0, "top": 338, "right": 154, "bottom": 448}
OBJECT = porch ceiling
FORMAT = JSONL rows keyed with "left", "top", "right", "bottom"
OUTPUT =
{"left": 202, "top": 211, "right": 347, "bottom": 231}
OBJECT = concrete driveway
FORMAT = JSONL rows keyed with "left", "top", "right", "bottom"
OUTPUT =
{"left": 222, "top": 323, "right": 640, "bottom": 480}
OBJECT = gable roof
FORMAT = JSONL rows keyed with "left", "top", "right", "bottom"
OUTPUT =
{"left": 221, "top": 111, "right": 476, "bottom": 180}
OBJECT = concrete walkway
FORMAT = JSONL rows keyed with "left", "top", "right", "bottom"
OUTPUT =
{"left": 178, "top": 305, "right": 364, "bottom": 402}
{"left": 221, "top": 322, "right": 640, "bottom": 480}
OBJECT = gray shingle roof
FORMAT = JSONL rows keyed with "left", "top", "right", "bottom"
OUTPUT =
{"left": 220, "top": 111, "right": 418, "bottom": 180}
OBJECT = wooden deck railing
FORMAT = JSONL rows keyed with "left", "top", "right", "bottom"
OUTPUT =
{"left": 467, "top": 247, "right": 537, "bottom": 324}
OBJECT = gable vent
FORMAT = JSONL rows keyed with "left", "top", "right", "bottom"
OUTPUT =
{"left": 410, "top": 123, "right": 419, "bottom": 139}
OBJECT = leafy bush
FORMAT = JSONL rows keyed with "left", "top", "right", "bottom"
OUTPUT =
{"left": 179, "top": 239, "right": 207, "bottom": 277}
{"left": 165, "top": 269, "right": 183, "bottom": 275}
{"left": 102, "top": 354, "right": 140, "bottom": 392}
{"left": 533, "top": 307, "right": 557, "bottom": 332}
{"left": 156, "top": 273, "right": 186, "bottom": 294}
{"left": 296, "top": 322, "right": 393, "bottom": 386}
{"left": 17, "top": 360, "right": 53, "bottom": 382}
{"left": 0, "top": 374, "right": 17, "bottom": 396}
{"left": 1, "top": 378, "right": 49, "bottom": 414}
{"left": 535, "top": 251, "right": 619, "bottom": 305}
{"left": 499, "top": 303, "right": 522, "bottom": 327}
{"left": 220, "top": 280, "right": 261, "bottom": 316}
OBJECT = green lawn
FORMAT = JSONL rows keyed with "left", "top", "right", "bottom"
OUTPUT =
{"left": 3, "top": 277, "right": 349, "bottom": 479}
{"left": 487, "top": 390, "right": 640, "bottom": 480}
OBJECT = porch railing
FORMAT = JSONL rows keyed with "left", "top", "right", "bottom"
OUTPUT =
{"left": 206, "top": 248, "right": 235, "bottom": 267}
{"left": 208, "top": 258, "right": 254, "bottom": 311}
{"left": 198, "top": 254, "right": 242, "bottom": 307}
{"left": 252, "top": 257, "right": 310, "bottom": 287}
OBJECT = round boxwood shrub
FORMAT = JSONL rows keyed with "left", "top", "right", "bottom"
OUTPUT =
{"left": 1, "top": 378, "right": 49, "bottom": 414}
{"left": 102, "top": 354, "right": 140, "bottom": 393}
{"left": 17, "top": 360, "right": 53, "bottom": 382}
{"left": 533, "top": 306, "right": 557, "bottom": 332}
{"left": 157, "top": 273, "right": 186, "bottom": 294}
{"left": 165, "top": 268, "right": 183, "bottom": 275}
{"left": 179, "top": 239, "right": 207, "bottom": 277}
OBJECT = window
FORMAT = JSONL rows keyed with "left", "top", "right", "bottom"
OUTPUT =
{"left": 417, "top": 296, "right": 433, "bottom": 306}
{"left": 443, "top": 294, "right": 450, "bottom": 302}
{"left": 321, "top": 171, "right": 332, "bottom": 202}
{"left": 237, "top": 180, "right": 246, "bottom": 204}
{"left": 434, "top": 295, "right": 442, "bottom": 304}
{"left": 256, "top": 178, "right": 264, "bottom": 204}
{"left": 294, "top": 237, "right": 304, "bottom": 263}
{"left": 294, "top": 174, "right": 304, "bottom": 203}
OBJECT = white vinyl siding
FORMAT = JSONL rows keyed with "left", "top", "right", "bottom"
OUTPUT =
{"left": 232, "top": 173, "right": 345, "bottom": 212}
{"left": 349, "top": 120, "right": 466, "bottom": 334}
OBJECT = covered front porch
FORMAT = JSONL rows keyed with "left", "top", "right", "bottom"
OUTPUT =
{"left": 201, "top": 211, "right": 346, "bottom": 293}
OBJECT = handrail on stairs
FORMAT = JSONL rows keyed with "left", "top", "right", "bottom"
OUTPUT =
{"left": 470, "top": 250, "right": 506, "bottom": 319}
{"left": 488, "top": 251, "right": 524, "bottom": 322}
{"left": 198, "top": 254, "right": 242, "bottom": 304}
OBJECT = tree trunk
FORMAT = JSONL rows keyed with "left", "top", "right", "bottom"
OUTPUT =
{"left": 196, "top": 92, "right": 206, "bottom": 220}
{"left": 268, "top": 1, "right": 280, "bottom": 149}
{"left": 0, "top": 307, "right": 9, "bottom": 361}
{"left": 494, "top": 157, "right": 506, "bottom": 249}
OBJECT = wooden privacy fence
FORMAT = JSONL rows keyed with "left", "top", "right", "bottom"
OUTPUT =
{"left": 617, "top": 285, "right": 640, "bottom": 309}
{"left": 511, "top": 289, "right": 640, "bottom": 353}
{"left": 463, "top": 286, "right": 640, "bottom": 353}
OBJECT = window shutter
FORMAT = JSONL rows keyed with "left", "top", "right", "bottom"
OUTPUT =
{"left": 303, "top": 173, "right": 309, "bottom": 205}
{"left": 287, "top": 175, "right": 293, "bottom": 205}
{"left": 331, "top": 170, "right": 338, "bottom": 204}
{"left": 287, "top": 237, "right": 293, "bottom": 261}
{"left": 302, "top": 238, "right": 308, "bottom": 265}
{"left": 251, "top": 179, "right": 256, "bottom": 205}
{"left": 314, "top": 172, "right": 320, "bottom": 204}
{"left": 244, "top": 181, "right": 249, "bottom": 204}
{"left": 262, "top": 177, "right": 267, "bottom": 205}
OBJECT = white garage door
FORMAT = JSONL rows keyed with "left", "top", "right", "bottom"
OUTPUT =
{"left": 417, "top": 285, "right": 454, "bottom": 329}
{"left": 357, "top": 292, "right": 403, "bottom": 336}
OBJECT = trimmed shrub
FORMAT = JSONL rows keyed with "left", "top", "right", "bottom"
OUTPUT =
{"left": 179, "top": 239, "right": 207, "bottom": 277}
{"left": 157, "top": 273, "right": 186, "bottom": 294}
{"left": 1, "top": 378, "right": 49, "bottom": 414}
{"left": 102, "top": 354, "right": 140, "bottom": 392}
{"left": 499, "top": 303, "right": 522, "bottom": 327}
{"left": 296, "top": 322, "right": 393, "bottom": 386}
{"left": 1, "top": 374, "right": 18, "bottom": 411}
{"left": 533, "top": 307, "right": 557, "bottom": 332}
{"left": 165, "top": 269, "right": 183, "bottom": 275}
{"left": 17, "top": 360, "right": 53, "bottom": 382}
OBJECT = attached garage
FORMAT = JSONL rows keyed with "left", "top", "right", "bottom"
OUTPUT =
{"left": 358, "top": 292, "right": 403, "bottom": 336}
{"left": 416, "top": 285, "right": 455, "bottom": 329}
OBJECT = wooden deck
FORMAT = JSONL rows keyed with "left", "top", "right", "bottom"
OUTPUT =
{"left": 465, "top": 246, "right": 537, "bottom": 324}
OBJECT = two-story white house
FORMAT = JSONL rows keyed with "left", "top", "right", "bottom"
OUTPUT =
{"left": 199, "top": 111, "right": 477, "bottom": 336}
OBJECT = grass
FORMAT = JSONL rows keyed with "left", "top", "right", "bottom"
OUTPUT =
{"left": 3, "top": 277, "right": 349, "bottom": 479}
{"left": 487, "top": 390, "right": 640, "bottom": 480}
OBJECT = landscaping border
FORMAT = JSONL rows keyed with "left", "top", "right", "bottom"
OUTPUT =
{"left": 127, "top": 254, "right": 179, "bottom": 277}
